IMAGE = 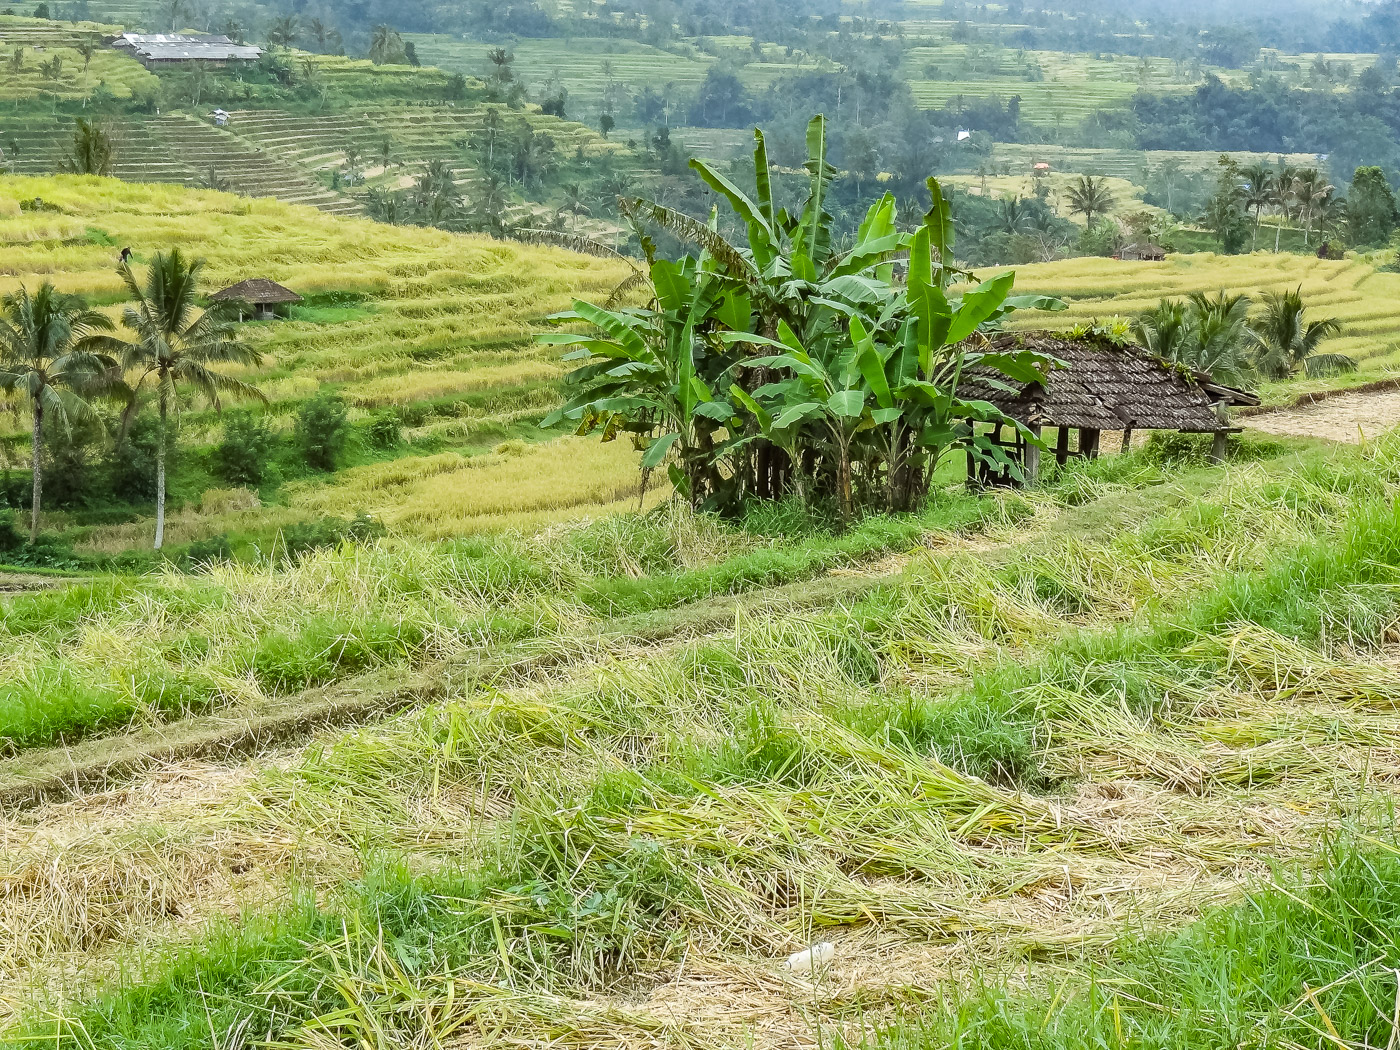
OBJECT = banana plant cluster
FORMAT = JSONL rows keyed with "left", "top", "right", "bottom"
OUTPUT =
{"left": 541, "top": 116, "right": 1063, "bottom": 523}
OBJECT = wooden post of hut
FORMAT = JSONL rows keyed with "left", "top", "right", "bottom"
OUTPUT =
{"left": 1079, "top": 428, "right": 1101, "bottom": 459}
{"left": 1023, "top": 426, "right": 1043, "bottom": 485}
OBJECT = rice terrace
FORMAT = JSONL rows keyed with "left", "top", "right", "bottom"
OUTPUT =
{"left": 5, "top": 0, "right": 1400, "bottom": 1047}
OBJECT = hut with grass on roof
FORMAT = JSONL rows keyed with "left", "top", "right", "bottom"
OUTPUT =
{"left": 959, "top": 330, "right": 1258, "bottom": 486}
{"left": 210, "top": 279, "right": 302, "bottom": 322}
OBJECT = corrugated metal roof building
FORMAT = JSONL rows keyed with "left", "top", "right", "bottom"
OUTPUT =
{"left": 112, "top": 33, "right": 263, "bottom": 67}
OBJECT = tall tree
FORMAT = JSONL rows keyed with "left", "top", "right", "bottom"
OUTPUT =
{"left": 1240, "top": 163, "right": 1274, "bottom": 250}
{"left": 0, "top": 284, "right": 120, "bottom": 541}
{"left": 1065, "top": 175, "right": 1115, "bottom": 226}
{"left": 98, "top": 252, "right": 266, "bottom": 549}
{"left": 368, "top": 24, "right": 407, "bottom": 65}
{"left": 1347, "top": 166, "right": 1399, "bottom": 247}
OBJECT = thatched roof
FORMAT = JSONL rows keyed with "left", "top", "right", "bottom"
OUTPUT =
{"left": 209, "top": 279, "right": 302, "bottom": 305}
{"left": 959, "top": 331, "right": 1256, "bottom": 433}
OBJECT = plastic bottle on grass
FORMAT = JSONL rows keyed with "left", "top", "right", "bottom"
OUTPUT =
{"left": 783, "top": 942, "right": 835, "bottom": 973}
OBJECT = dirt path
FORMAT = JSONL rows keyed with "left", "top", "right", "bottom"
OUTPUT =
{"left": 1244, "top": 387, "right": 1400, "bottom": 444}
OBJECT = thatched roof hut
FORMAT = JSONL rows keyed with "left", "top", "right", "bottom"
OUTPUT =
{"left": 1116, "top": 243, "right": 1167, "bottom": 262}
{"left": 960, "top": 331, "right": 1258, "bottom": 484}
{"left": 210, "top": 279, "right": 302, "bottom": 321}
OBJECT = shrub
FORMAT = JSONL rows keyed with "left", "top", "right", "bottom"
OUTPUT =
{"left": 277, "top": 513, "right": 386, "bottom": 563}
{"left": 214, "top": 411, "right": 278, "bottom": 486}
{"left": 366, "top": 410, "right": 403, "bottom": 450}
{"left": 180, "top": 534, "right": 234, "bottom": 569}
{"left": 295, "top": 393, "right": 352, "bottom": 472}
{"left": 107, "top": 414, "right": 167, "bottom": 504}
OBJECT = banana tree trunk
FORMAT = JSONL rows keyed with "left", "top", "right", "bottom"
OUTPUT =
{"left": 29, "top": 398, "right": 41, "bottom": 544}
{"left": 836, "top": 435, "right": 854, "bottom": 527}
{"left": 154, "top": 385, "right": 167, "bottom": 551}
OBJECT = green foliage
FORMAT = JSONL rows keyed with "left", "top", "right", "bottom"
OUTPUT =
{"left": 1250, "top": 286, "right": 1353, "bottom": 379}
{"left": 365, "top": 409, "right": 403, "bottom": 450}
{"left": 294, "top": 391, "right": 351, "bottom": 472}
{"left": 61, "top": 117, "right": 115, "bottom": 176}
{"left": 885, "top": 840, "right": 1400, "bottom": 1050}
{"left": 1348, "top": 165, "right": 1400, "bottom": 247}
{"left": 212, "top": 410, "right": 278, "bottom": 486}
{"left": 544, "top": 116, "right": 1063, "bottom": 525}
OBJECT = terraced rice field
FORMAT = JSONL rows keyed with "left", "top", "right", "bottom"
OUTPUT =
{"left": 2, "top": 113, "right": 361, "bottom": 214}
{"left": 988, "top": 143, "right": 1325, "bottom": 180}
{"left": 0, "top": 15, "right": 157, "bottom": 100}
{"left": 1010, "top": 252, "right": 1400, "bottom": 396}
{"left": 406, "top": 34, "right": 832, "bottom": 120}
{"left": 407, "top": 35, "right": 715, "bottom": 114}
{"left": 225, "top": 103, "right": 622, "bottom": 196}
{"left": 0, "top": 174, "right": 640, "bottom": 540}
{"left": 941, "top": 171, "right": 1160, "bottom": 223}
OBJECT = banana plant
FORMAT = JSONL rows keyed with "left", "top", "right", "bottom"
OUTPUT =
{"left": 541, "top": 254, "right": 745, "bottom": 503}
{"left": 722, "top": 319, "right": 880, "bottom": 523}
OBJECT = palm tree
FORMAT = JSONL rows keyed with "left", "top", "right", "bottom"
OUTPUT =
{"left": 1137, "top": 294, "right": 1255, "bottom": 389}
{"left": 1272, "top": 165, "right": 1300, "bottom": 251}
{"left": 0, "top": 284, "right": 120, "bottom": 541}
{"left": 1065, "top": 175, "right": 1115, "bottom": 226}
{"left": 1135, "top": 299, "right": 1192, "bottom": 362}
{"left": 1184, "top": 291, "right": 1257, "bottom": 389}
{"left": 1292, "top": 169, "right": 1334, "bottom": 247}
{"left": 1241, "top": 163, "right": 1274, "bottom": 250}
{"left": 994, "top": 195, "right": 1028, "bottom": 234}
{"left": 265, "top": 14, "right": 299, "bottom": 48}
{"left": 558, "top": 183, "right": 591, "bottom": 230}
{"left": 1249, "top": 287, "right": 1352, "bottom": 379}
{"left": 63, "top": 118, "right": 115, "bottom": 176}
{"left": 99, "top": 251, "right": 266, "bottom": 549}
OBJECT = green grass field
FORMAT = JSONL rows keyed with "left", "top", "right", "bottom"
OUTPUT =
{"left": 6, "top": 431, "right": 1400, "bottom": 1048}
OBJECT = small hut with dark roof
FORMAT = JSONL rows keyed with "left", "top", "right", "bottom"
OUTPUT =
{"left": 960, "top": 331, "right": 1258, "bottom": 486}
{"left": 1115, "top": 243, "right": 1167, "bottom": 262}
{"left": 210, "top": 279, "right": 302, "bottom": 321}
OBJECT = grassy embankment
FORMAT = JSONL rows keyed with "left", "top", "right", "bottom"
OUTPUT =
{"left": 3, "top": 430, "right": 1400, "bottom": 1046}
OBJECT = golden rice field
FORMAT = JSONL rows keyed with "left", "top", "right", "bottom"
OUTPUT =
{"left": 942, "top": 172, "right": 1160, "bottom": 223}
{"left": 1008, "top": 251, "right": 1400, "bottom": 397}
{"left": 0, "top": 174, "right": 642, "bottom": 541}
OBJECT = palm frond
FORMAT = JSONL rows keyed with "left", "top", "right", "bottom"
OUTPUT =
{"left": 618, "top": 197, "right": 756, "bottom": 283}
{"left": 604, "top": 269, "right": 653, "bottom": 310}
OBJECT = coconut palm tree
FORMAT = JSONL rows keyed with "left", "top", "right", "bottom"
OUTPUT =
{"left": 1137, "top": 293, "right": 1255, "bottom": 389}
{"left": 1241, "top": 163, "right": 1275, "bottom": 250}
{"left": 1249, "top": 287, "right": 1352, "bottom": 379}
{"left": 1272, "top": 165, "right": 1300, "bottom": 251}
{"left": 994, "top": 195, "right": 1028, "bottom": 234}
{"left": 63, "top": 118, "right": 115, "bottom": 176}
{"left": 1292, "top": 170, "right": 1334, "bottom": 247}
{"left": 1065, "top": 175, "right": 1115, "bottom": 226}
{"left": 1184, "top": 291, "right": 1257, "bottom": 388}
{"left": 0, "top": 283, "right": 121, "bottom": 541}
{"left": 98, "top": 251, "right": 266, "bottom": 549}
